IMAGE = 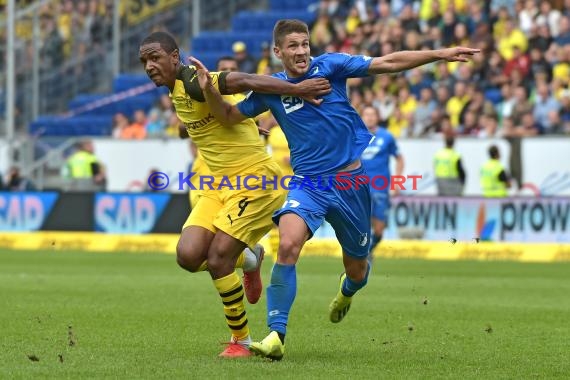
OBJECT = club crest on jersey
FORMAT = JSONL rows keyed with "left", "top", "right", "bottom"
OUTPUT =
{"left": 359, "top": 233, "right": 368, "bottom": 247}
{"left": 174, "top": 95, "right": 193, "bottom": 110}
{"left": 281, "top": 96, "right": 304, "bottom": 114}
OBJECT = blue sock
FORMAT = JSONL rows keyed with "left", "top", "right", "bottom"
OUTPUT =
{"left": 368, "top": 234, "right": 382, "bottom": 265}
{"left": 341, "top": 264, "right": 370, "bottom": 297}
{"left": 267, "top": 263, "right": 297, "bottom": 336}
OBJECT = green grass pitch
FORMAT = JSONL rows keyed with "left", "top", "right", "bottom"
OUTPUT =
{"left": 1, "top": 249, "right": 569, "bottom": 379}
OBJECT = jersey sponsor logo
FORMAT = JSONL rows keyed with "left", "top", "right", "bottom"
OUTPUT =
{"left": 312, "top": 66, "right": 319, "bottom": 75}
{"left": 362, "top": 146, "right": 380, "bottom": 160}
{"left": 183, "top": 113, "right": 215, "bottom": 129}
{"left": 281, "top": 96, "right": 304, "bottom": 114}
{"left": 361, "top": 138, "right": 384, "bottom": 160}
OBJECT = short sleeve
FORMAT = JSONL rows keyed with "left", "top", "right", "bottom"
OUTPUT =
{"left": 237, "top": 91, "right": 269, "bottom": 118}
{"left": 327, "top": 52, "right": 372, "bottom": 79}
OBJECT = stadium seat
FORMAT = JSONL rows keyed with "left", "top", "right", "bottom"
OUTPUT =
{"left": 113, "top": 74, "right": 153, "bottom": 93}
{"left": 188, "top": 52, "right": 231, "bottom": 70}
{"left": 231, "top": 11, "right": 317, "bottom": 33}
{"left": 192, "top": 31, "right": 272, "bottom": 56}
{"left": 269, "top": 0, "right": 316, "bottom": 12}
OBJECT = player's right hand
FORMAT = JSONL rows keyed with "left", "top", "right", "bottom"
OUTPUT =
{"left": 189, "top": 56, "right": 212, "bottom": 91}
{"left": 295, "top": 78, "right": 331, "bottom": 106}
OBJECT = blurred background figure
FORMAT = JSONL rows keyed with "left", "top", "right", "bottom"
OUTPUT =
{"left": 360, "top": 105, "right": 404, "bottom": 262}
{"left": 433, "top": 135, "right": 466, "bottom": 196}
{"left": 480, "top": 144, "right": 511, "bottom": 197}
{"left": 63, "top": 139, "right": 106, "bottom": 191}
{"left": 3, "top": 166, "right": 36, "bottom": 191}
{"left": 232, "top": 41, "right": 256, "bottom": 73}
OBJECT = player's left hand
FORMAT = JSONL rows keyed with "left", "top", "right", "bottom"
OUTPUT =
{"left": 295, "top": 78, "right": 332, "bottom": 106}
{"left": 257, "top": 126, "right": 270, "bottom": 136}
{"left": 440, "top": 47, "right": 481, "bottom": 62}
{"left": 189, "top": 56, "right": 212, "bottom": 90}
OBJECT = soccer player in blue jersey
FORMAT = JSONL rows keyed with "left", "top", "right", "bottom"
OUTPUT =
{"left": 191, "top": 19, "right": 479, "bottom": 360}
{"left": 360, "top": 105, "right": 404, "bottom": 262}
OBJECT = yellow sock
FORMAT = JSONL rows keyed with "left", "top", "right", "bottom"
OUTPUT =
{"left": 194, "top": 251, "right": 246, "bottom": 272}
{"left": 213, "top": 271, "right": 249, "bottom": 340}
{"left": 235, "top": 251, "right": 245, "bottom": 268}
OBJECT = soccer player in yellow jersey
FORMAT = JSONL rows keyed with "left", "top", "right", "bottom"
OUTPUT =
{"left": 139, "top": 31, "right": 330, "bottom": 358}
{"left": 186, "top": 56, "right": 242, "bottom": 210}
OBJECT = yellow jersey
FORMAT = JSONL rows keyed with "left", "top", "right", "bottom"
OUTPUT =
{"left": 267, "top": 126, "right": 293, "bottom": 177}
{"left": 170, "top": 65, "right": 274, "bottom": 177}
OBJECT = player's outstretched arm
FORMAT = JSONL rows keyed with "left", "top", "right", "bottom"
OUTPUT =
{"left": 189, "top": 56, "right": 330, "bottom": 105}
{"left": 223, "top": 72, "right": 330, "bottom": 105}
{"left": 368, "top": 47, "right": 480, "bottom": 75}
{"left": 191, "top": 57, "right": 249, "bottom": 127}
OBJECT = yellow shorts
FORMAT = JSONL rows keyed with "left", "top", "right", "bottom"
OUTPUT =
{"left": 182, "top": 162, "right": 286, "bottom": 248}
{"left": 189, "top": 189, "right": 202, "bottom": 210}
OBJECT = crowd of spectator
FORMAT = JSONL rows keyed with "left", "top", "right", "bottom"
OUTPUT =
{"left": 6, "top": 0, "right": 570, "bottom": 140}
{"left": 0, "top": 0, "right": 114, "bottom": 76}
{"left": 301, "top": 0, "right": 570, "bottom": 138}
{"left": 110, "top": 94, "right": 180, "bottom": 140}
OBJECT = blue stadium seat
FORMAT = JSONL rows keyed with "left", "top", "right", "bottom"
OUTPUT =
{"left": 231, "top": 11, "right": 316, "bottom": 33}
{"left": 68, "top": 94, "right": 108, "bottom": 110}
{"left": 269, "top": 0, "right": 316, "bottom": 12}
{"left": 192, "top": 32, "right": 273, "bottom": 56}
{"left": 188, "top": 52, "right": 232, "bottom": 70}
{"left": 113, "top": 74, "right": 152, "bottom": 93}
{"left": 30, "top": 115, "right": 114, "bottom": 136}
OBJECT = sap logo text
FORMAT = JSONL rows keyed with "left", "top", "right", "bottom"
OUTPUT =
{"left": 0, "top": 193, "right": 58, "bottom": 231}
{"left": 95, "top": 194, "right": 169, "bottom": 233}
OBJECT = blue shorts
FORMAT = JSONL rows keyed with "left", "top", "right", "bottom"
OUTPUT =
{"left": 371, "top": 191, "right": 390, "bottom": 222}
{"left": 272, "top": 166, "right": 371, "bottom": 259}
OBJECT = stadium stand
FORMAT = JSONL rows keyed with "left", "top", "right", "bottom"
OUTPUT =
{"left": 24, "top": 0, "right": 570, "bottom": 138}
{"left": 25, "top": 0, "right": 317, "bottom": 137}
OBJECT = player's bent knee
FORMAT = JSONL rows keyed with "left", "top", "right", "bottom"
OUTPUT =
{"left": 277, "top": 237, "right": 303, "bottom": 264}
{"left": 206, "top": 250, "right": 230, "bottom": 275}
{"left": 176, "top": 241, "right": 204, "bottom": 273}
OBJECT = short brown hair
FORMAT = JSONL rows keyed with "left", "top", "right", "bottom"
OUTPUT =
{"left": 273, "top": 19, "right": 309, "bottom": 47}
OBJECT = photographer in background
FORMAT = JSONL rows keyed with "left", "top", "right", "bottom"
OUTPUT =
{"left": 4, "top": 166, "right": 36, "bottom": 191}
